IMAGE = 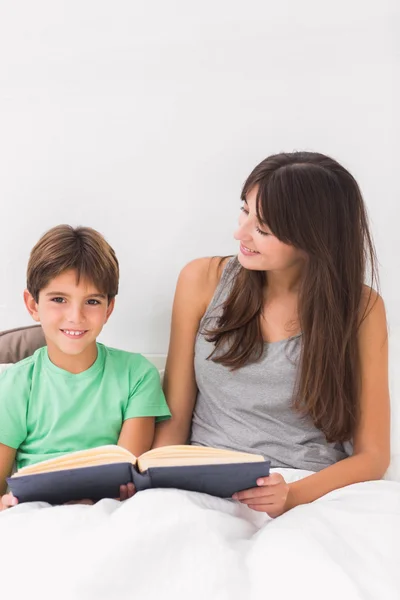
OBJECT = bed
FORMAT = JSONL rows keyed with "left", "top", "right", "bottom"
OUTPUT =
{"left": 1, "top": 325, "right": 399, "bottom": 600}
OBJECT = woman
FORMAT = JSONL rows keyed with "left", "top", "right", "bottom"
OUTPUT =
{"left": 154, "top": 151, "right": 390, "bottom": 518}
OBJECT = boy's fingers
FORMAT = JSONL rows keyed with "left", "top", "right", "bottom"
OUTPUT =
{"left": 1, "top": 493, "right": 18, "bottom": 508}
{"left": 119, "top": 484, "right": 128, "bottom": 501}
{"left": 119, "top": 483, "right": 135, "bottom": 501}
{"left": 127, "top": 483, "right": 136, "bottom": 497}
{"left": 64, "top": 499, "right": 93, "bottom": 505}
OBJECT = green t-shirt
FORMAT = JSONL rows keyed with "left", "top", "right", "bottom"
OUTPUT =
{"left": 0, "top": 343, "right": 170, "bottom": 469}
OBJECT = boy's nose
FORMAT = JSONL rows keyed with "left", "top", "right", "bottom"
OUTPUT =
{"left": 67, "top": 305, "right": 85, "bottom": 324}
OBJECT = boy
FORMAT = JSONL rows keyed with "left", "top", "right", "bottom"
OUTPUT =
{"left": 0, "top": 225, "right": 170, "bottom": 509}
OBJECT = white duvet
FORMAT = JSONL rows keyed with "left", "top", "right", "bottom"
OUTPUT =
{"left": 1, "top": 468, "right": 400, "bottom": 600}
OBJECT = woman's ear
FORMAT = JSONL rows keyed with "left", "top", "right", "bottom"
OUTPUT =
{"left": 23, "top": 289, "right": 40, "bottom": 322}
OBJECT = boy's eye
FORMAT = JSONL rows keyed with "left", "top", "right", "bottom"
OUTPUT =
{"left": 51, "top": 297, "right": 65, "bottom": 303}
{"left": 87, "top": 299, "right": 101, "bottom": 305}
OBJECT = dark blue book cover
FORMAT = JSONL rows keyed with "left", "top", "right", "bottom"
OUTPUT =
{"left": 7, "top": 460, "right": 271, "bottom": 504}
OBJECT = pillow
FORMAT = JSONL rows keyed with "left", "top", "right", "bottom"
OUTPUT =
{"left": 0, "top": 325, "right": 46, "bottom": 364}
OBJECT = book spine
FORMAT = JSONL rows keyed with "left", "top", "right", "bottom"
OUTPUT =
{"left": 130, "top": 465, "right": 152, "bottom": 492}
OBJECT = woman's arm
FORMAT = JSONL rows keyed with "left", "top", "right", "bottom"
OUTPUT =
{"left": 235, "top": 292, "right": 390, "bottom": 516}
{"left": 288, "top": 293, "right": 390, "bottom": 502}
{"left": 153, "top": 258, "right": 224, "bottom": 448}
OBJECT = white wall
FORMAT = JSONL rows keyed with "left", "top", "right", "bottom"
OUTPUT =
{"left": 0, "top": 0, "right": 398, "bottom": 353}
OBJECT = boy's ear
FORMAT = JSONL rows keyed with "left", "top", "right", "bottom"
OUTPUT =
{"left": 104, "top": 297, "right": 115, "bottom": 323}
{"left": 23, "top": 289, "right": 40, "bottom": 322}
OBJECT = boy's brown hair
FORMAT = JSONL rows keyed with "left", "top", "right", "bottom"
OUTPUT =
{"left": 27, "top": 225, "right": 119, "bottom": 302}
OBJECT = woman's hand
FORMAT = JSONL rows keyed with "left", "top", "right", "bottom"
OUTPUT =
{"left": 232, "top": 473, "right": 290, "bottom": 518}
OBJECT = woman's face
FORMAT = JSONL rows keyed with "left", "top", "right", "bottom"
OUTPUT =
{"left": 234, "top": 186, "right": 306, "bottom": 273}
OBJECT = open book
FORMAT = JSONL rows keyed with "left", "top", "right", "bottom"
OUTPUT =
{"left": 7, "top": 445, "right": 271, "bottom": 504}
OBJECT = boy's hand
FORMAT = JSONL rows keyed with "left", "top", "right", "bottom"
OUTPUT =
{"left": 1, "top": 483, "right": 136, "bottom": 510}
{"left": 64, "top": 483, "right": 136, "bottom": 505}
{"left": 63, "top": 499, "right": 94, "bottom": 505}
{"left": 0, "top": 492, "right": 19, "bottom": 511}
{"left": 119, "top": 482, "right": 136, "bottom": 501}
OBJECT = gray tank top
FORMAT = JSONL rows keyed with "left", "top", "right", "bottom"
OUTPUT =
{"left": 190, "top": 257, "right": 349, "bottom": 472}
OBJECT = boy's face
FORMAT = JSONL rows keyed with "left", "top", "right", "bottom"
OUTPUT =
{"left": 24, "top": 269, "right": 115, "bottom": 359}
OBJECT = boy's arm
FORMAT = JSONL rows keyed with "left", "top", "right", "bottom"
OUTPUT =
{"left": 0, "top": 443, "right": 17, "bottom": 497}
{"left": 121, "top": 355, "right": 171, "bottom": 456}
{"left": 118, "top": 417, "right": 155, "bottom": 457}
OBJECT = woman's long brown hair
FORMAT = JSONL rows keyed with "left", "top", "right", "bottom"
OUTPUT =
{"left": 206, "top": 152, "right": 378, "bottom": 443}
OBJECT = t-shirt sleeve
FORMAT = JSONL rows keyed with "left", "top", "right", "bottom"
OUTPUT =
{"left": 0, "top": 365, "right": 30, "bottom": 449}
{"left": 124, "top": 360, "right": 171, "bottom": 423}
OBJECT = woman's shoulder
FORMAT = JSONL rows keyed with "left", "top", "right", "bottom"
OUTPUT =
{"left": 360, "top": 286, "right": 385, "bottom": 318}
{"left": 179, "top": 255, "right": 232, "bottom": 279}
{"left": 177, "top": 256, "right": 233, "bottom": 306}
{"left": 175, "top": 256, "right": 234, "bottom": 317}
{"left": 358, "top": 286, "right": 387, "bottom": 345}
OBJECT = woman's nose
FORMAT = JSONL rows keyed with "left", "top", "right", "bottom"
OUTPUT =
{"left": 234, "top": 220, "right": 253, "bottom": 242}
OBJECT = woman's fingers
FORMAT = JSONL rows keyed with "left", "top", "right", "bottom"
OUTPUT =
{"left": 233, "top": 473, "right": 289, "bottom": 518}
{"left": 232, "top": 487, "right": 276, "bottom": 501}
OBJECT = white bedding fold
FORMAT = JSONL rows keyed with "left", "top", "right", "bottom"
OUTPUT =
{"left": 1, "top": 469, "right": 399, "bottom": 600}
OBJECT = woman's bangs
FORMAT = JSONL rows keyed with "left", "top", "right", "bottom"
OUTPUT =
{"left": 255, "top": 179, "right": 292, "bottom": 244}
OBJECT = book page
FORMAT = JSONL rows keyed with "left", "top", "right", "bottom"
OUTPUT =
{"left": 14, "top": 445, "right": 137, "bottom": 477}
{"left": 138, "top": 445, "right": 264, "bottom": 471}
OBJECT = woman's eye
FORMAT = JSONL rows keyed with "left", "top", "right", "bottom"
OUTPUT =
{"left": 240, "top": 206, "right": 249, "bottom": 215}
{"left": 256, "top": 227, "right": 270, "bottom": 237}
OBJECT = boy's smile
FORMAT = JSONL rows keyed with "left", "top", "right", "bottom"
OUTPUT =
{"left": 24, "top": 269, "right": 114, "bottom": 373}
{"left": 61, "top": 329, "right": 88, "bottom": 339}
